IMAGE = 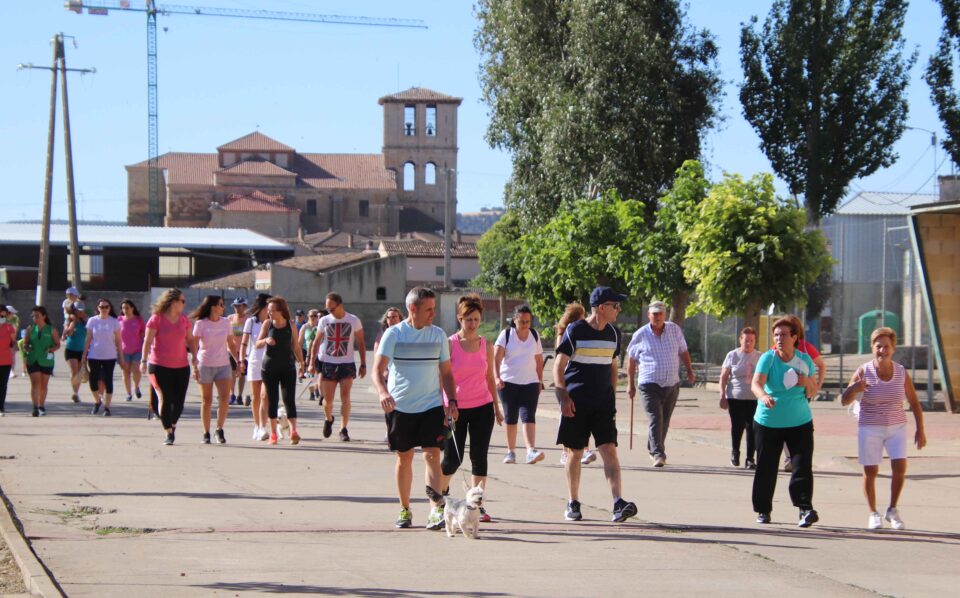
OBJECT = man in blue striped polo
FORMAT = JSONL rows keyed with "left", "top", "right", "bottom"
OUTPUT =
{"left": 374, "top": 287, "right": 459, "bottom": 530}
{"left": 553, "top": 286, "right": 638, "bottom": 523}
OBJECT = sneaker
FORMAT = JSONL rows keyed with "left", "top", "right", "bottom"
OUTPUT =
{"left": 318, "top": 394, "right": 324, "bottom": 406}
{"left": 125, "top": 394, "right": 133, "bottom": 402}
{"left": 32, "top": 407, "right": 39, "bottom": 417}
{"left": 268, "top": 433, "right": 278, "bottom": 445}
{"left": 868, "top": 511, "right": 883, "bottom": 530}
{"left": 71, "top": 394, "right": 80, "bottom": 403}
{"left": 425, "top": 506, "right": 445, "bottom": 530}
{"left": 290, "top": 431, "right": 301, "bottom": 445}
{"left": 653, "top": 455, "right": 666, "bottom": 468}
{"left": 564, "top": 500, "right": 583, "bottom": 521}
{"left": 252, "top": 426, "right": 260, "bottom": 441}
{"left": 244, "top": 395, "right": 251, "bottom": 406}
{"left": 525, "top": 449, "right": 545, "bottom": 464}
{"left": 323, "top": 418, "right": 334, "bottom": 439}
{"left": 479, "top": 507, "right": 492, "bottom": 523}
{"left": 339, "top": 428, "right": 350, "bottom": 442}
{"left": 38, "top": 407, "right": 47, "bottom": 416}
{"left": 885, "top": 507, "right": 905, "bottom": 530}
{"left": 229, "top": 394, "right": 236, "bottom": 405}
{"left": 308, "top": 390, "right": 316, "bottom": 401}
{"left": 135, "top": 387, "right": 142, "bottom": 399}
{"left": 744, "top": 459, "right": 757, "bottom": 470}
{"left": 395, "top": 507, "right": 413, "bottom": 529}
{"left": 259, "top": 428, "right": 270, "bottom": 441}
{"left": 783, "top": 460, "right": 793, "bottom": 473}
{"left": 103, "top": 407, "right": 111, "bottom": 417}
{"left": 163, "top": 433, "right": 175, "bottom": 446}
{"left": 581, "top": 450, "right": 598, "bottom": 465}
{"left": 91, "top": 402, "right": 101, "bottom": 415}
{"left": 503, "top": 451, "right": 516, "bottom": 464}
{"left": 611, "top": 498, "right": 638, "bottom": 523}
{"left": 798, "top": 509, "right": 819, "bottom": 528}
{"left": 756, "top": 512, "right": 771, "bottom": 524}
{"left": 559, "top": 451, "right": 568, "bottom": 465}
{"left": 202, "top": 432, "right": 211, "bottom": 444}
{"left": 215, "top": 429, "right": 226, "bottom": 444}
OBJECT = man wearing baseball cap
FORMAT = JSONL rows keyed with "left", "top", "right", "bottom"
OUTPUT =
{"left": 553, "top": 286, "right": 637, "bottom": 523}
{"left": 627, "top": 300, "right": 696, "bottom": 467}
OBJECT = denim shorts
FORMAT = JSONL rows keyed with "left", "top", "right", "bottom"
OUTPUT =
{"left": 121, "top": 352, "right": 142, "bottom": 364}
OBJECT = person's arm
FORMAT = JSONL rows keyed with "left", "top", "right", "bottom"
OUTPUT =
{"left": 355, "top": 327, "right": 367, "bottom": 379}
{"left": 239, "top": 331, "right": 251, "bottom": 370}
{"left": 752, "top": 372, "right": 774, "bottom": 408}
{"left": 840, "top": 367, "right": 867, "bottom": 406}
{"left": 439, "top": 360, "right": 458, "bottom": 422}
{"left": 140, "top": 326, "right": 157, "bottom": 374}
{"left": 373, "top": 352, "right": 393, "bottom": 412}
{"left": 553, "top": 353, "right": 574, "bottom": 417}
{"left": 290, "top": 324, "right": 305, "bottom": 375}
{"left": 297, "top": 324, "right": 308, "bottom": 349}
{"left": 227, "top": 329, "right": 239, "bottom": 365}
{"left": 680, "top": 350, "right": 695, "bottom": 384}
{"left": 813, "top": 355, "right": 826, "bottom": 393}
{"left": 719, "top": 366, "right": 731, "bottom": 410}
{"left": 185, "top": 323, "right": 199, "bottom": 377}
{"left": 903, "top": 371, "right": 927, "bottom": 450}
{"left": 256, "top": 321, "right": 272, "bottom": 348}
{"left": 535, "top": 353, "right": 545, "bottom": 391}
{"left": 610, "top": 355, "right": 618, "bottom": 390}
{"left": 81, "top": 324, "right": 93, "bottom": 362}
{"left": 113, "top": 326, "right": 123, "bottom": 360}
{"left": 50, "top": 327, "right": 61, "bottom": 353}
{"left": 627, "top": 357, "right": 638, "bottom": 399}
{"left": 308, "top": 328, "right": 324, "bottom": 373}
{"left": 799, "top": 355, "right": 818, "bottom": 399}
{"left": 494, "top": 345, "right": 506, "bottom": 389}
{"left": 485, "top": 340, "right": 503, "bottom": 425}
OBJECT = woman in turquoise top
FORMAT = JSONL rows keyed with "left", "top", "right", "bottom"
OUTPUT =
{"left": 62, "top": 302, "right": 87, "bottom": 403}
{"left": 24, "top": 306, "right": 61, "bottom": 417}
{"left": 750, "top": 316, "right": 818, "bottom": 528}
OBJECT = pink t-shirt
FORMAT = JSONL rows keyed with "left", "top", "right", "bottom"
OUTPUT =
{"left": 119, "top": 315, "right": 146, "bottom": 355}
{"left": 444, "top": 334, "right": 493, "bottom": 409}
{"left": 0, "top": 322, "right": 16, "bottom": 366}
{"left": 146, "top": 313, "right": 191, "bottom": 368}
{"left": 193, "top": 317, "right": 231, "bottom": 368}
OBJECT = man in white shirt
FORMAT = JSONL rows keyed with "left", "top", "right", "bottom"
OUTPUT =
{"left": 309, "top": 292, "right": 366, "bottom": 441}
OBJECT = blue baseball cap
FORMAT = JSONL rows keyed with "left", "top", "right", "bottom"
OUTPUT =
{"left": 589, "top": 286, "right": 627, "bottom": 306}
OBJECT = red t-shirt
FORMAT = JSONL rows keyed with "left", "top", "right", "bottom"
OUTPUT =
{"left": 0, "top": 322, "right": 16, "bottom": 366}
{"left": 770, "top": 339, "right": 820, "bottom": 359}
{"left": 146, "top": 313, "right": 190, "bottom": 368}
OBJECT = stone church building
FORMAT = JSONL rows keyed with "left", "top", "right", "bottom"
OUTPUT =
{"left": 126, "top": 87, "right": 461, "bottom": 237}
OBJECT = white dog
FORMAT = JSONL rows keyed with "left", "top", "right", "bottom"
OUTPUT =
{"left": 444, "top": 486, "right": 484, "bottom": 539}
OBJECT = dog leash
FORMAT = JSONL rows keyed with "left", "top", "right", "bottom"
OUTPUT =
{"left": 446, "top": 415, "right": 473, "bottom": 490}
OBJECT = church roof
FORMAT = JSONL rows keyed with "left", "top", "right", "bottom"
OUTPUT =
{"left": 217, "top": 132, "right": 294, "bottom": 152}
{"left": 221, "top": 190, "right": 296, "bottom": 213}
{"left": 378, "top": 87, "right": 462, "bottom": 104}
{"left": 217, "top": 157, "right": 297, "bottom": 177}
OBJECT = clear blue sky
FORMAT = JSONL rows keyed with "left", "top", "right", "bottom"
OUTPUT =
{"left": 0, "top": 0, "right": 948, "bottom": 224}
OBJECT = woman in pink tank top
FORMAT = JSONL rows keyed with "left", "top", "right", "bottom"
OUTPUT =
{"left": 440, "top": 295, "right": 502, "bottom": 522}
{"left": 841, "top": 327, "right": 926, "bottom": 530}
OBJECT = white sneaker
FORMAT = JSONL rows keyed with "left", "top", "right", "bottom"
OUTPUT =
{"left": 252, "top": 426, "right": 260, "bottom": 440}
{"left": 503, "top": 451, "right": 516, "bottom": 464}
{"left": 653, "top": 455, "right": 666, "bottom": 468}
{"left": 259, "top": 427, "right": 270, "bottom": 441}
{"left": 581, "top": 450, "right": 597, "bottom": 465}
{"left": 885, "top": 507, "right": 905, "bottom": 530}
{"left": 559, "top": 451, "right": 568, "bottom": 465}
{"left": 868, "top": 511, "right": 883, "bottom": 530}
{"left": 525, "top": 449, "right": 545, "bottom": 464}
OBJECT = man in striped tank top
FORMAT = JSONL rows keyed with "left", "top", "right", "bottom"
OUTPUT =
{"left": 842, "top": 327, "right": 926, "bottom": 530}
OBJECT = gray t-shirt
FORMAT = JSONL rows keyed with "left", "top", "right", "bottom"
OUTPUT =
{"left": 721, "top": 349, "right": 760, "bottom": 400}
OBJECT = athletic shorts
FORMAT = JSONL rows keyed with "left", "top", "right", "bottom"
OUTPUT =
{"left": 499, "top": 381, "right": 540, "bottom": 424}
{"left": 322, "top": 362, "right": 356, "bottom": 382}
{"left": 385, "top": 405, "right": 446, "bottom": 453}
{"left": 27, "top": 363, "right": 54, "bottom": 376}
{"left": 121, "top": 352, "right": 142, "bottom": 364}
{"left": 199, "top": 364, "right": 233, "bottom": 384}
{"left": 65, "top": 349, "right": 84, "bottom": 361}
{"left": 858, "top": 423, "right": 908, "bottom": 465}
{"left": 556, "top": 401, "right": 618, "bottom": 450}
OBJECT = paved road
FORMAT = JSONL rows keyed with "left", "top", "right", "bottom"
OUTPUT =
{"left": 0, "top": 355, "right": 958, "bottom": 597}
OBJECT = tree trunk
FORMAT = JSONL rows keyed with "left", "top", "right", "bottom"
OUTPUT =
{"left": 669, "top": 290, "right": 689, "bottom": 328}
{"left": 499, "top": 292, "right": 508, "bottom": 332}
{"left": 743, "top": 300, "right": 763, "bottom": 337}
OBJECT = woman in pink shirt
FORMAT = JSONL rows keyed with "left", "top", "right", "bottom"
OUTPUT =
{"left": 118, "top": 299, "right": 146, "bottom": 404}
{"left": 191, "top": 295, "right": 238, "bottom": 445}
{"left": 0, "top": 304, "right": 16, "bottom": 416}
{"left": 440, "top": 296, "right": 503, "bottom": 522}
{"left": 140, "top": 288, "right": 198, "bottom": 446}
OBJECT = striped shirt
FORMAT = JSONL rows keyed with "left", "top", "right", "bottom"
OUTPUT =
{"left": 627, "top": 322, "right": 688, "bottom": 386}
{"left": 556, "top": 319, "right": 620, "bottom": 405}
{"left": 857, "top": 361, "right": 908, "bottom": 427}
{"left": 377, "top": 320, "right": 450, "bottom": 414}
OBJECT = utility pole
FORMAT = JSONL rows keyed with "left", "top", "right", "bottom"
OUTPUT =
{"left": 18, "top": 34, "right": 96, "bottom": 305}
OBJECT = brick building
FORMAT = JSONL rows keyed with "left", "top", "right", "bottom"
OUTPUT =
{"left": 126, "top": 87, "right": 462, "bottom": 236}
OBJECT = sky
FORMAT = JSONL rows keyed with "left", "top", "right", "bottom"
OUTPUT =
{"left": 0, "top": 0, "right": 950, "bottom": 224}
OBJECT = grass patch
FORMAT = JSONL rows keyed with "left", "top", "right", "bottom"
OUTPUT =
{"left": 94, "top": 526, "right": 156, "bottom": 536}
{"left": 34, "top": 505, "right": 114, "bottom": 520}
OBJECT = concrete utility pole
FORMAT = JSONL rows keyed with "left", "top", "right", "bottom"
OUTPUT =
{"left": 18, "top": 34, "right": 95, "bottom": 305}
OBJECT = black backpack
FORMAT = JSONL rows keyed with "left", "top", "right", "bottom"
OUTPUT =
{"left": 504, "top": 326, "right": 539, "bottom": 345}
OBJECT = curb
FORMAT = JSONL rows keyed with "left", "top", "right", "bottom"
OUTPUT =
{"left": 0, "top": 488, "right": 62, "bottom": 597}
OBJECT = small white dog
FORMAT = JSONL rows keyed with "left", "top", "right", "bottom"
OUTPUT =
{"left": 444, "top": 486, "right": 484, "bottom": 539}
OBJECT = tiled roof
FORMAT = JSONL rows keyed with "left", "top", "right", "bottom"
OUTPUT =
{"left": 217, "top": 132, "right": 294, "bottom": 152}
{"left": 378, "top": 87, "right": 462, "bottom": 104}
{"left": 296, "top": 230, "right": 378, "bottom": 250}
{"left": 379, "top": 239, "right": 477, "bottom": 258}
{"left": 835, "top": 192, "right": 938, "bottom": 216}
{"left": 126, "top": 152, "right": 219, "bottom": 186}
{"left": 297, "top": 153, "right": 396, "bottom": 190}
{"left": 218, "top": 157, "right": 297, "bottom": 177}
{"left": 273, "top": 252, "right": 380, "bottom": 273}
{"left": 191, "top": 268, "right": 258, "bottom": 290}
{"left": 222, "top": 191, "right": 296, "bottom": 213}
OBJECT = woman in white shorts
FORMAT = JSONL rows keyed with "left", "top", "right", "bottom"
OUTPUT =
{"left": 241, "top": 294, "right": 271, "bottom": 441}
{"left": 191, "top": 295, "right": 237, "bottom": 445}
{"left": 841, "top": 327, "right": 926, "bottom": 530}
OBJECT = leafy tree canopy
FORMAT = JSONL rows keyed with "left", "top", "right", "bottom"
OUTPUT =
{"left": 473, "top": 210, "right": 525, "bottom": 297}
{"left": 926, "top": 0, "right": 960, "bottom": 167}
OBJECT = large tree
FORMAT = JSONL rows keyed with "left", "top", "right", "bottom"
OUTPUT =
{"left": 926, "top": 0, "right": 960, "bottom": 168}
{"left": 476, "top": 0, "right": 722, "bottom": 224}
{"left": 473, "top": 211, "right": 526, "bottom": 329}
{"left": 740, "top": 0, "right": 915, "bottom": 225}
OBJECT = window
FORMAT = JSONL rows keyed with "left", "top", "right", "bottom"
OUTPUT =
{"left": 306, "top": 200, "right": 317, "bottom": 216}
{"left": 403, "top": 162, "right": 416, "bottom": 191}
{"left": 425, "top": 163, "right": 436, "bottom": 185}
{"left": 376, "top": 286, "right": 386, "bottom": 300}
{"left": 435, "top": 266, "right": 444, "bottom": 277}
{"left": 404, "top": 105, "right": 416, "bottom": 136}
{"left": 425, "top": 105, "right": 436, "bottom": 136}
{"left": 276, "top": 153, "right": 288, "bottom": 168}
{"left": 359, "top": 200, "right": 369, "bottom": 218}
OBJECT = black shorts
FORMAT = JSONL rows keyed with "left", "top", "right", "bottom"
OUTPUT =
{"left": 65, "top": 349, "right": 84, "bottom": 361}
{"left": 322, "top": 362, "right": 356, "bottom": 382}
{"left": 556, "top": 401, "right": 618, "bottom": 450}
{"left": 385, "top": 405, "right": 446, "bottom": 453}
{"left": 27, "top": 362, "right": 54, "bottom": 376}
{"left": 229, "top": 354, "right": 238, "bottom": 371}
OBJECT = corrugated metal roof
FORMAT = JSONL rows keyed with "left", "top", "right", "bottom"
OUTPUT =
{"left": 836, "top": 192, "right": 938, "bottom": 215}
{"left": 0, "top": 224, "right": 292, "bottom": 251}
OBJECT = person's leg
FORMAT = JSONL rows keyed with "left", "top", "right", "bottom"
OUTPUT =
{"left": 262, "top": 369, "right": 281, "bottom": 436}
{"left": 154, "top": 367, "right": 175, "bottom": 433}
{"left": 785, "top": 421, "right": 815, "bottom": 510}
{"left": 423, "top": 447, "right": 443, "bottom": 506}
{"left": 0, "top": 365, "right": 9, "bottom": 411}
{"left": 88, "top": 359, "right": 104, "bottom": 405}
{"left": 468, "top": 404, "right": 495, "bottom": 484}
{"left": 280, "top": 367, "right": 298, "bottom": 435}
{"left": 752, "top": 423, "right": 783, "bottom": 515}
{"left": 250, "top": 380, "right": 264, "bottom": 428}
{"left": 728, "top": 401, "right": 743, "bottom": 460}
{"left": 396, "top": 449, "right": 415, "bottom": 508}
{"left": 520, "top": 383, "right": 539, "bottom": 452}
{"left": 132, "top": 359, "right": 143, "bottom": 396}
{"left": 500, "top": 385, "right": 519, "bottom": 455}
{"left": 596, "top": 443, "right": 622, "bottom": 499}
{"left": 322, "top": 379, "right": 338, "bottom": 424}
{"left": 214, "top": 375, "right": 231, "bottom": 430}
{"left": 862, "top": 465, "right": 879, "bottom": 512}
{"left": 102, "top": 359, "right": 116, "bottom": 408}
{"left": 639, "top": 384, "right": 664, "bottom": 458}
{"left": 120, "top": 357, "right": 132, "bottom": 396}
{"left": 67, "top": 358, "right": 81, "bottom": 396}
{"left": 29, "top": 371, "right": 42, "bottom": 407}
{"left": 440, "top": 406, "right": 470, "bottom": 490}
{"left": 171, "top": 367, "right": 191, "bottom": 429}
{"left": 565, "top": 448, "right": 583, "bottom": 501}
{"left": 338, "top": 376, "right": 353, "bottom": 430}
{"left": 38, "top": 373, "right": 51, "bottom": 407}
{"left": 890, "top": 458, "right": 907, "bottom": 508}
{"left": 744, "top": 401, "right": 758, "bottom": 463}
{"left": 199, "top": 382, "right": 213, "bottom": 434}
{"left": 660, "top": 384, "right": 680, "bottom": 459}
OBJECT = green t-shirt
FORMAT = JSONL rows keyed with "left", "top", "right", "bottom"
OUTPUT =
{"left": 26, "top": 323, "right": 56, "bottom": 367}
{"left": 753, "top": 349, "right": 814, "bottom": 428}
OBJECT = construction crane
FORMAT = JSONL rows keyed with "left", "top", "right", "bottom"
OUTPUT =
{"left": 66, "top": 0, "right": 426, "bottom": 227}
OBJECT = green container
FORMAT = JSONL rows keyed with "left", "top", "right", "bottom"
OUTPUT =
{"left": 858, "top": 310, "right": 900, "bottom": 354}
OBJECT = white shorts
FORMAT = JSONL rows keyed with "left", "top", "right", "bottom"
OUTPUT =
{"left": 858, "top": 423, "right": 908, "bottom": 466}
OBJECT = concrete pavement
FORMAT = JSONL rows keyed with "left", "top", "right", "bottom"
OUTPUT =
{"left": 0, "top": 354, "right": 958, "bottom": 597}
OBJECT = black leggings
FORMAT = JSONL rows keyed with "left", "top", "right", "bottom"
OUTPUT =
{"left": 752, "top": 420, "right": 815, "bottom": 514}
{"left": 149, "top": 364, "right": 191, "bottom": 430}
{"left": 0, "top": 365, "right": 9, "bottom": 411}
{"left": 442, "top": 402, "right": 496, "bottom": 477}
{"left": 728, "top": 399, "right": 757, "bottom": 460}
{"left": 262, "top": 367, "right": 298, "bottom": 419}
{"left": 88, "top": 358, "right": 117, "bottom": 394}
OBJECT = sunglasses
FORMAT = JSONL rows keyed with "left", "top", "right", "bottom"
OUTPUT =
{"left": 178, "top": 298, "right": 186, "bottom": 303}
{"left": 98, "top": 304, "right": 110, "bottom": 309}
{"left": 603, "top": 302, "right": 622, "bottom": 310}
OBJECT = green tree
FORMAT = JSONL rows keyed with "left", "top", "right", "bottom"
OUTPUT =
{"left": 476, "top": 0, "right": 722, "bottom": 224}
{"left": 740, "top": 0, "right": 915, "bottom": 225}
{"left": 926, "top": 0, "right": 960, "bottom": 167}
{"left": 678, "top": 171, "right": 832, "bottom": 332}
{"left": 473, "top": 211, "right": 526, "bottom": 330}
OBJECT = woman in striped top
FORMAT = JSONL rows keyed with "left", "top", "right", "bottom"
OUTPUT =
{"left": 841, "top": 327, "right": 926, "bottom": 530}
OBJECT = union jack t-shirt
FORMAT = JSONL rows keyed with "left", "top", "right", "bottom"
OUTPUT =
{"left": 318, "top": 313, "right": 363, "bottom": 365}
